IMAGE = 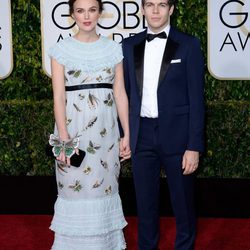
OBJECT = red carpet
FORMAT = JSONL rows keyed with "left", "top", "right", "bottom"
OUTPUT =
{"left": 0, "top": 216, "right": 249, "bottom": 249}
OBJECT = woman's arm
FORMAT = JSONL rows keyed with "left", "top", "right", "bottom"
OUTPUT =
{"left": 113, "top": 62, "right": 131, "bottom": 160}
{"left": 51, "top": 58, "right": 68, "bottom": 140}
{"left": 51, "top": 58, "right": 71, "bottom": 164}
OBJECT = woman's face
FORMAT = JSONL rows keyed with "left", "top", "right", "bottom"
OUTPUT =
{"left": 72, "top": 0, "right": 101, "bottom": 33}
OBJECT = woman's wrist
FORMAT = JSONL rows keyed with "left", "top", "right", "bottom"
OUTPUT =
{"left": 122, "top": 131, "right": 130, "bottom": 138}
{"left": 59, "top": 133, "right": 69, "bottom": 141}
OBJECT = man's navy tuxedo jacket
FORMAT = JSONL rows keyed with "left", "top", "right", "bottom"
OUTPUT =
{"left": 122, "top": 27, "right": 205, "bottom": 155}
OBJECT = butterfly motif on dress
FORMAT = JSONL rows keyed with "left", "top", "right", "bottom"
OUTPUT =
{"left": 87, "top": 140, "right": 101, "bottom": 154}
{"left": 100, "top": 159, "right": 109, "bottom": 171}
{"left": 73, "top": 103, "right": 82, "bottom": 112}
{"left": 49, "top": 134, "right": 79, "bottom": 158}
{"left": 68, "top": 180, "right": 82, "bottom": 192}
{"left": 66, "top": 118, "right": 72, "bottom": 126}
{"left": 105, "top": 185, "right": 112, "bottom": 195}
{"left": 83, "top": 166, "right": 92, "bottom": 175}
{"left": 68, "top": 70, "right": 81, "bottom": 78}
{"left": 108, "top": 143, "right": 114, "bottom": 152}
{"left": 92, "top": 178, "right": 104, "bottom": 188}
{"left": 103, "top": 67, "right": 112, "bottom": 74}
{"left": 100, "top": 128, "right": 107, "bottom": 137}
{"left": 88, "top": 92, "right": 99, "bottom": 109}
{"left": 83, "top": 116, "right": 98, "bottom": 131}
{"left": 78, "top": 93, "right": 85, "bottom": 100}
{"left": 58, "top": 182, "right": 64, "bottom": 190}
{"left": 103, "top": 93, "right": 113, "bottom": 107}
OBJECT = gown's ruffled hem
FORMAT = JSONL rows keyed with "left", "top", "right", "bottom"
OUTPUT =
{"left": 51, "top": 230, "right": 126, "bottom": 250}
{"left": 50, "top": 192, "right": 127, "bottom": 236}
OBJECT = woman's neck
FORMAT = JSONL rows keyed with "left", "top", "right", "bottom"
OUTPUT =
{"left": 73, "top": 31, "right": 99, "bottom": 43}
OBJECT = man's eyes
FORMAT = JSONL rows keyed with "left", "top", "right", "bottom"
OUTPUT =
{"left": 145, "top": 3, "right": 168, "bottom": 7}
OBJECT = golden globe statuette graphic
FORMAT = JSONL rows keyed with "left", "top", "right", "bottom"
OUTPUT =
{"left": 0, "top": 0, "right": 13, "bottom": 79}
{"left": 208, "top": 0, "right": 250, "bottom": 80}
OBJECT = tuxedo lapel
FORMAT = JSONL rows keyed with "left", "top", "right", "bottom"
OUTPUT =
{"left": 134, "top": 36, "right": 146, "bottom": 96}
{"left": 158, "top": 36, "right": 179, "bottom": 86}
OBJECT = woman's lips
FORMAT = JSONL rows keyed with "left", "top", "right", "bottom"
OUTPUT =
{"left": 83, "top": 22, "right": 91, "bottom": 26}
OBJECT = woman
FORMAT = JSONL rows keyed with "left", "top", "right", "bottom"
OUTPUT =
{"left": 48, "top": 0, "right": 130, "bottom": 249}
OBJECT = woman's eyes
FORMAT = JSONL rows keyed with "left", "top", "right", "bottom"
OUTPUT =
{"left": 76, "top": 9, "right": 84, "bottom": 14}
{"left": 76, "top": 8, "right": 97, "bottom": 14}
{"left": 89, "top": 8, "right": 97, "bottom": 13}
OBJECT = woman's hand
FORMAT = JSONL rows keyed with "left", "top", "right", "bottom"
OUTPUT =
{"left": 119, "top": 136, "right": 131, "bottom": 162}
{"left": 56, "top": 136, "right": 71, "bottom": 166}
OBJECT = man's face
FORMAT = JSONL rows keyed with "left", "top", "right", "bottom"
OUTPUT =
{"left": 142, "top": 0, "right": 174, "bottom": 33}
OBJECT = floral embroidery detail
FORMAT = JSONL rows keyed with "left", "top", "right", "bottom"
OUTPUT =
{"left": 100, "top": 128, "right": 107, "bottom": 137}
{"left": 88, "top": 92, "right": 99, "bottom": 109}
{"left": 105, "top": 185, "right": 112, "bottom": 195}
{"left": 92, "top": 178, "right": 104, "bottom": 188}
{"left": 83, "top": 166, "right": 92, "bottom": 175}
{"left": 104, "top": 93, "right": 113, "bottom": 107}
{"left": 69, "top": 180, "right": 82, "bottom": 192}
{"left": 87, "top": 140, "right": 101, "bottom": 154}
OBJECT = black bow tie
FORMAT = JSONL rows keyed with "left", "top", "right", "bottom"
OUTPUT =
{"left": 146, "top": 31, "right": 167, "bottom": 42}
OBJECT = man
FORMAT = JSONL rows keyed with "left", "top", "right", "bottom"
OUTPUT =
{"left": 122, "top": 0, "right": 205, "bottom": 249}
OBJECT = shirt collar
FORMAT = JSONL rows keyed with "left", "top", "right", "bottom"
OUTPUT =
{"left": 147, "top": 24, "right": 170, "bottom": 37}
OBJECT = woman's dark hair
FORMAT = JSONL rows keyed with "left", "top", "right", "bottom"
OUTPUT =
{"left": 68, "top": 0, "right": 104, "bottom": 15}
{"left": 141, "top": 0, "right": 176, "bottom": 7}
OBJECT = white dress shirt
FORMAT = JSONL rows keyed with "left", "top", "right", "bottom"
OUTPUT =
{"left": 140, "top": 25, "right": 170, "bottom": 118}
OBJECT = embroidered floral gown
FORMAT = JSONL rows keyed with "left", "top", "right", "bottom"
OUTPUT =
{"left": 48, "top": 36, "right": 127, "bottom": 250}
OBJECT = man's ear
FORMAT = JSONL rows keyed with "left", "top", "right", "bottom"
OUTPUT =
{"left": 141, "top": 5, "right": 145, "bottom": 16}
{"left": 169, "top": 5, "right": 174, "bottom": 16}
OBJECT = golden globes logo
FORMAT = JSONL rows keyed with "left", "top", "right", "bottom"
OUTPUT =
{"left": 219, "top": 0, "right": 249, "bottom": 52}
{"left": 208, "top": 0, "right": 250, "bottom": 80}
{"left": 41, "top": 0, "right": 144, "bottom": 76}
{"left": 48, "top": 0, "right": 145, "bottom": 42}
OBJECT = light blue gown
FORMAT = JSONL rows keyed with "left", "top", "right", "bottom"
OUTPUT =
{"left": 48, "top": 36, "right": 127, "bottom": 250}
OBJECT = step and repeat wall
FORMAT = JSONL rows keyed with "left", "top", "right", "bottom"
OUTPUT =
{"left": 208, "top": 0, "right": 250, "bottom": 80}
{"left": 40, "top": 0, "right": 145, "bottom": 76}
{"left": 0, "top": 0, "right": 13, "bottom": 79}
{"left": 0, "top": 0, "right": 250, "bottom": 79}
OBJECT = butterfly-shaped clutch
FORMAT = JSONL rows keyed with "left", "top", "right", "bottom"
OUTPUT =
{"left": 48, "top": 134, "right": 79, "bottom": 158}
{"left": 46, "top": 134, "right": 85, "bottom": 168}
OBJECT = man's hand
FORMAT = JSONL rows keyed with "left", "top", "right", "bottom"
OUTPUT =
{"left": 182, "top": 150, "right": 199, "bottom": 175}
